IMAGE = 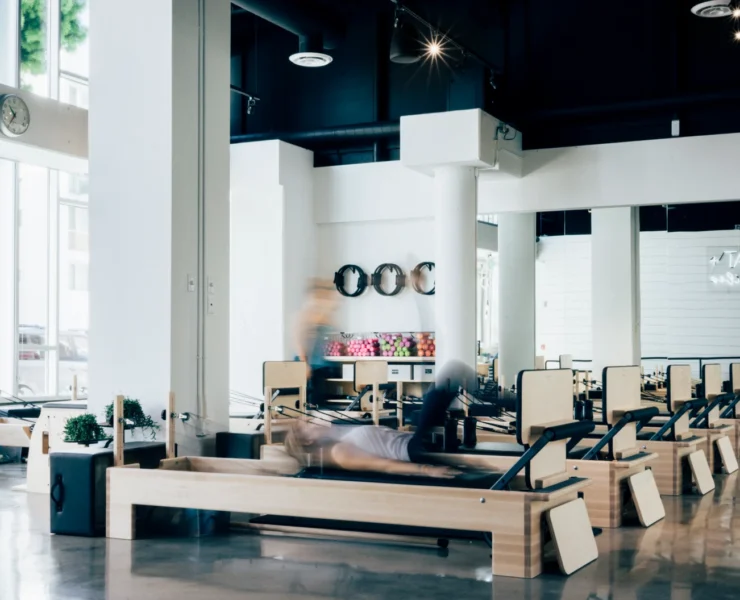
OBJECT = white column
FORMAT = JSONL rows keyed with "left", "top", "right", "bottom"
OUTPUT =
{"left": 230, "top": 141, "right": 315, "bottom": 401}
{"left": 498, "top": 212, "right": 536, "bottom": 386}
{"left": 591, "top": 207, "right": 641, "bottom": 378}
{"left": 0, "top": 1, "right": 18, "bottom": 394}
{"left": 89, "top": 0, "right": 230, "bottom": 454}
{"left": 434, "top": 165, "right": 477, "bottom": 374}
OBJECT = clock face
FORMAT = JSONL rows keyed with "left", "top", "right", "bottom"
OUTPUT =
{"left": 1, "top": 95, "right": 31, "bottom": 137}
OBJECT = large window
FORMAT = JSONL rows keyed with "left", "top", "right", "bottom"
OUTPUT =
{"left": 16, "top": 165, "right": 89, "bottom": 397}
{"left": 1, "top": 2, "right": 89, "bottom": 399}
{"left": 18, "top": 0, "right": 89, "bottom": 106}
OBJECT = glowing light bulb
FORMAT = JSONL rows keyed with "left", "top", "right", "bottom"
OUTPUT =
{"left": 733, "top": 6, "right": 740, "bottom": 18}
{"left": 735, "top": 30, "right": 740, "bottom": 41}
{"left": 427, "top": 41, "right": 441, "bottom": 56}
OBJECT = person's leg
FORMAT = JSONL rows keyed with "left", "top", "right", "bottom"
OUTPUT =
{"left": 407, "top": 361, "right": 477, "bottom": 462}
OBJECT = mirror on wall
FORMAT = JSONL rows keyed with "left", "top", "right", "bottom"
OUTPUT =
{"left": 642, "top": 201, "right": 740, "bottom": 381}
{"left": 489, "top": 201, "right": 740, "bottom": 389}
{"left": 534, "top": 210, "right": 592, "bottom": 370}
{"left": 476, "top": 217, "right": 499, "bottom": 360}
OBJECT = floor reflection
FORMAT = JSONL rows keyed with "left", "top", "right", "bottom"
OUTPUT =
{"left": 3, "top": 463, "right": 740, "bottom": 599}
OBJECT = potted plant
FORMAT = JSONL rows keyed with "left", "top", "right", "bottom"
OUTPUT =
{"left": 104, "top": 398, "right": 160, "bottom": 440}
{"left": 63, "top": 413, "right": 108, "bottom": 446}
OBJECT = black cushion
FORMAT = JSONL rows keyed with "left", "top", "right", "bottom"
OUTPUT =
{"left": 216, "top": 431, "right": 265, "bottom": 459}
{"left": 5, "top": 407, "right": 41, "bottom": 419}
{"left": 50, "top": 442, "right": 166, "bottom": 537}
{"left": 295, "top": 466, "right": 500, "bottom": 489}
{"left": 249, "top": 514, "right": 481, "bottom": 541}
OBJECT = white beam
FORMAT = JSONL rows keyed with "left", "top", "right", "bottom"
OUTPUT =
{"left": 479, "top": 133, "right": 740, "bottom": 214}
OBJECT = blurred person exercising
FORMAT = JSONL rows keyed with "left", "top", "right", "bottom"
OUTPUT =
{"left": 294, "top": 279, "right": 342, "bottom": 405}
{"left": 285, "top": 361, "right": 477, "bottom": 478}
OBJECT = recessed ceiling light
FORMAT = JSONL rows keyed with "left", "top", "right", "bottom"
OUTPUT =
{"left": 691, "top": 0, "right": 733, "bottom": 17}
{"left": 735, "top": 29, "right": 740, "bottom": 40}
{"left": 289, "top": 52, "right": 333, "bottom": 68}
{"left": 733, "top": 6, "right": 740, "bottom": 17}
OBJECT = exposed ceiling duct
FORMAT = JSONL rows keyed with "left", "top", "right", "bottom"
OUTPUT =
{"left": 231, "top": 0, "right": 345, "bottom": 67}
{"left": 230, "top": 121, "right": 401, "bottom": 148}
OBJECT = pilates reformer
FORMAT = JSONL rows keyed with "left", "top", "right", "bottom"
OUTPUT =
{"left": 689, "top": 363, "right": 740, "bottom": 471}
{"left": 633, "top": 365, "right": 715, "bottom": 496}
{"left": 429, "top": 367, "right": 666, "bottom": 529}
{"left": 714, "top": 363, "right": 740, "bottom": 455}
{"left": 107, "top": 364, "right": 599, "bottom": 578}
{"left": 2, "top": 377, "right": 89, "bottom": 493}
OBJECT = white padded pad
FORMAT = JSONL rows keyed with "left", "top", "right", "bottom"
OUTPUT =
{"left": 546, "top": 498, "right": 598, "bottom": 575}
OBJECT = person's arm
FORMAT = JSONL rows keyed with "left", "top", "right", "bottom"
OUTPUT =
{"left": 330, "top": 441, "right": 459, "bottom": 478}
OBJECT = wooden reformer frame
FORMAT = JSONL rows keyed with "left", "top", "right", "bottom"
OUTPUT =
{"left": 691, "top": 363, "right": 739, "bottom": 474}
{"left": 437, "top": 367, "right": 665, "bottom": 529}
{"left": 640, "top": 365, "right": 715, "bottom": 496}
{"left": 716, "top": 363, "right": 740, "bottom": 457}
{"left": 263, "top": 361, "right": 308, "bottom": 446}
{"left": 106, "top": 366, "right": 599, "bottom": 579}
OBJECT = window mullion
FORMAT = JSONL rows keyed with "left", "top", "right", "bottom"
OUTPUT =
{"left": 49, "top": 0, "right": 61, "bottom": 100}
{"left": 47, "top": 169, "right": 60, "bottom": 395}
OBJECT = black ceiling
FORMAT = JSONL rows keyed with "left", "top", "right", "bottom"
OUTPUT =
{"left": 230, "top": 0, "right": 740, "bottom": 164}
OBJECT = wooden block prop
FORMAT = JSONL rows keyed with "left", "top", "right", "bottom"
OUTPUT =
{"left": 716, "top": 436, "right": 739, "bottom": 474}
{"left": 534, "top": 356, "right": 546, "bottom": 370}
{"left": 492, "top": 357, "right": 499, "bottom": 383}
{"left": 688, "top": 450, "right": 715, "bottom": 496}
{"left": 518, "top": 369, "right": 572, "bottom": 487}
{"left": 732, "top": 363, "right": 740, "bottom": 394}
{"left": 604, "top": 366, "right": 641, "bottom": 457}
{"left": 668, "top": 365, "right": 692, "bottom": 439}
{"left": 628, "top": 469, "right": 665, "bottom": 527}
{"left": 546, "top": 498, "right": 598, "bottom": 575}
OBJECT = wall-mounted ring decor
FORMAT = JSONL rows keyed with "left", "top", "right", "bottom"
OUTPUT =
{"left": 411, "top": 261, "right": 435, "bottom": 295}
{"left": 334, "top": 265, "right": 368, "bottom": 297}
{"left": 372, "top": 263, "right": 406, "bottom": 296}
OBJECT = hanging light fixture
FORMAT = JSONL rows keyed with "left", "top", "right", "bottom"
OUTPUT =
{"left": 390, "top": 12, "right": 421, "bottom": 64}
{"left": 388, "top": 0, "right": 498, "bottom": 87}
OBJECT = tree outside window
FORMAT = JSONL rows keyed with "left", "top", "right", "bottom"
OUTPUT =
{"left": 20, "top": 0, "right": 88, "bottom": 91}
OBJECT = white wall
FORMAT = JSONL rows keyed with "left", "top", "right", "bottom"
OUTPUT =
{"left": 280, "top": 142, "right": 316, "bottom": 354}
{"left": 642, "top": 230, "right": 740, "bottom": 357}
{"left": 536, "top": 230, "right": 740, "bottom": 378}
{"left": 536, "top": 235, "right": 592, "bottom": 361}
{"left": 313, "top": 161, "right": 496, "bottom": 336}
{"left": 315, "top": 161, "right": 434, "bottom": 224}
{"left": 317, "top": 218, "right": 435, "bottom": 333}
{"left": 479, "top": 133, "right": 740, "bottom": 214}
{"left": 230, "top": 140, "right": 315, "bottom": 400}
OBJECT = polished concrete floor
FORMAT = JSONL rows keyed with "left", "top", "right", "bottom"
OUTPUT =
{"left": 2, "top": 462, "right": 740, "bottom": 600}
